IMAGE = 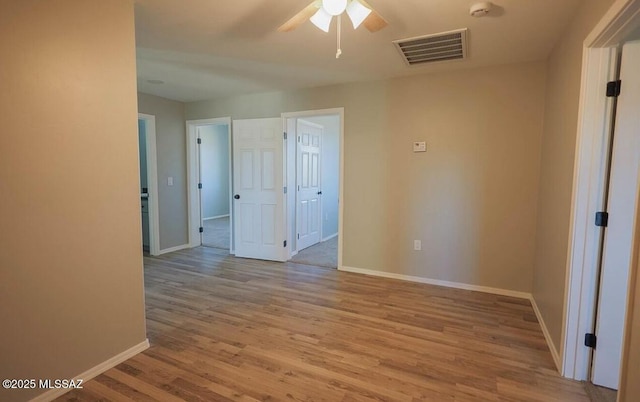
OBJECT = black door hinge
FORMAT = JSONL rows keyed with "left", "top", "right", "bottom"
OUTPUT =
{"left": 284, "top": 132, "right": 287, "bottom": 140}
{"left": 585, "top": 333, "right": 597, "bottom": 348}
{"left": 199, "top": 227, "right": 204, "bottom": 233}
{"left": 606, "top": 80, "right": 622, "bottom": 97}
{"left": 595, "top": 211, "right": 609, "bottom": 227}
{"left": 297, "top": 233, "right": 300, "bottom": 239}
{"left": 283, "top": 240, "right": 287, "bottom": 247}
{"left": 197, "top": 138, "right": 202, "bottom": 144}
{"left": 283, "top": 186, "right": 287, "bottom": 194}
{"left": 198, "top": 183, "right": 203, "bottom": 189}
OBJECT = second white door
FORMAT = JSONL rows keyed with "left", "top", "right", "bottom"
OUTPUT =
{"left": 296, "top": 119, "right": 322, "bottom": 251}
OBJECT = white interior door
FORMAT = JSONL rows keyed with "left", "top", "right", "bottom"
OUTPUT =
{"left": 591, "top": 39, "right": 640, "bottom": 389}
{"left": 232, "top": 118, "right": 286, "bottom": 262}
{"left": 296, "top": 119, "right": 322, "bottom": 251}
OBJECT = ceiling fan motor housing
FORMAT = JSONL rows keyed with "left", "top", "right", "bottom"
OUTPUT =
{"left": 323, "top": 0, "right": 348, "bottom": 16}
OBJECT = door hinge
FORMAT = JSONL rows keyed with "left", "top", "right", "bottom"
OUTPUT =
{"left": 595, "top": 211, "right": 609, "bottom": 227}
{"left": 283, "top": 240, "right": 287, "bottom": 247}
{"left": 606, "top": 80, "right": 622, "bottom": 97}
{"left": 283, "top": 186, "right": 287, "bottom": 194}
{"left": 585, "top": 333, "right": 597, "bottom": 349}
{"left": 297, "top": 233, "right": 300, "bottom": 239}
{"left": 284, "top": 132, "right": 287, "bottom": 140}
{"left": 197, "top": 138, "right": 202, "bottom": 145}
{"left": 199, "top": 226, "right": 204, "bottom": 233}
{"left": 298, "top": 136, "right": 301, "bottom": 143}
{"left": 198, "top": 183, "right": 203, "bottom": 189}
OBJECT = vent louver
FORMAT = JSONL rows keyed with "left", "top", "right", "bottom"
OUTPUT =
{"left": 393, "top": 29, "right": 468, "bottom": 66}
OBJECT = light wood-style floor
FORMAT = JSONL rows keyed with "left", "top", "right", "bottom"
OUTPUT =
{"left": 58, "top": 247, "right": 590, "bottom": 402}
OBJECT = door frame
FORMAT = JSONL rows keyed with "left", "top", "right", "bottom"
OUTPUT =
{"left": 296, "top": 119, "right": 324, "bottom": 252}
{"left": 185, "top": 117, "right": 233, "bottom": 251}
{"left": 281, "top": 108, "right": 344, "bottom": 268}
{"left": 562, "top": 0, "right": 640, "bottom": 382}
{"left": 138, "top": 113, "right": 160, "bottom": 256}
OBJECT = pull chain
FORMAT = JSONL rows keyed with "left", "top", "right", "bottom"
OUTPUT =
{"left": 336, "top": 15, "right": 342, "bottom": 59}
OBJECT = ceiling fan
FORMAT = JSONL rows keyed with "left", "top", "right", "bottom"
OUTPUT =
{"left": 278, "top": 0, "right": 388, "bottom": 58}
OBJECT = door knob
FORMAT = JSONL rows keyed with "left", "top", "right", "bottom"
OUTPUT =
{"left": 234, "top": 194, "right": 240, "bottom": 199}
{"left": 317, "top": 191, "right": 322, "bottom": 195}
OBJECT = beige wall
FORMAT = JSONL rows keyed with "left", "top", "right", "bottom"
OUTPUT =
{"left": 187, "top": 61, "right": 547, "bottom": 292}
{"left": 531, "top": 0, "right": 616, "bottom": 353}
{"left": 138, "top": 93, "right": 189, "bottom": 250}
{"left": 0, "top": 1, "right": 146, "bottom": 401}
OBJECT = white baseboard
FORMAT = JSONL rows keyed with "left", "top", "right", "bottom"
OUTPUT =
{"left": 338, "top": 266, "right": 532, "bottom": 299}
{"left": 30, "top": 339, "right": 149, "bottom": 402}
{"left": 158, "top": 243, "right": 190, "bottom": 255}
{"left": 322, "top": 232, "right": 338, "bottom": 242}
{"left": 530, "top": 296, "right": 562, "bottom": 371}
{"left": 203, "top": 214, "right": 230, "bottom": 221}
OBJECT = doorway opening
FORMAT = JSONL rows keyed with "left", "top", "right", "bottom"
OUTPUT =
{"left": 186, "top": 118, "right": 233, "bottom": 252}
{"left": 563, "top": 1, "right": 640, "bottom": 398}
{"left": 137, "top": 113, "right": 160, "bottom": 256}
{"left": 283, "top": 109, "right": 343, "bottom": 269}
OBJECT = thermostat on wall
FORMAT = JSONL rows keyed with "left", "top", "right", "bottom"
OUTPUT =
{"left": 413, "top": 142, "right": 427, "bottom": 152}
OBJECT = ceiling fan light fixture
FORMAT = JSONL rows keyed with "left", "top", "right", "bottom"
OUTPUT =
{"left": 322, "top": 0, "right": 348, "bottom": 16}
{"left": 346, "top": 0, "right": 372, "bottom": 29}
{"left": 310, "top": 7, "right": 333, "bottom": 32}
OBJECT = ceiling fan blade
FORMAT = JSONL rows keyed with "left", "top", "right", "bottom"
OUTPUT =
{"left": 277, "top": 1, "right": 320, "bottom": 32}
{"left": 357, "top": 0, "right": 388, "bottom": 32}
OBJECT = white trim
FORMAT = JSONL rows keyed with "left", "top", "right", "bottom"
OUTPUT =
{"left": 587, "top": 0, "right": 640, "bottom": 47}
{"left": 532, "top": 297, "right": 562, "bottom": 371}
{"left": 322, "top": 232, "right": 338, "bottom": 242}
{"left": 203, "top": 214, "right": 230, "bottom": 221}
{"left": 158, "top": 243, "right": 190, "bottom": 255}
{"left": 562, "top": 0, "right": 640, "bottom": 382}
{"left": 339, "top": 265, "right": 532, "bottom": 300}
{"left": 138, "top": 114, "right": 160, "bottom": 256}
{"left": 185, "top": 118, "right": 233, "bottom": 251}
{"left": 30, "top": 339, "right": 149, "bottom": 402}
{"left": 281, "top": 108, "right": 344, "bottom": 270}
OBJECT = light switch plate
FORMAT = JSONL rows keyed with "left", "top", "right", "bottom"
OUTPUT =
{"left": 413, "top": 142, "right": 427, "bottom": 152}
{"left": 167, "top": 176, "right": 174, "bottom": 186}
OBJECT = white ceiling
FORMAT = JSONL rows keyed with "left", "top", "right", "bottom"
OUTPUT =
{"left": 135, "top": 0, "right": 582, "bottom": 102}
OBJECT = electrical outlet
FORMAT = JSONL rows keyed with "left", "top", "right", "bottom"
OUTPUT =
{"left": 414, "top": 240, "right": 422, "bottom": 251}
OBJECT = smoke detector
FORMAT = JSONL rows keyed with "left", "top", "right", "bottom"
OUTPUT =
{"left": 470, "top": 2, "right": 493, "bottom": 17}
